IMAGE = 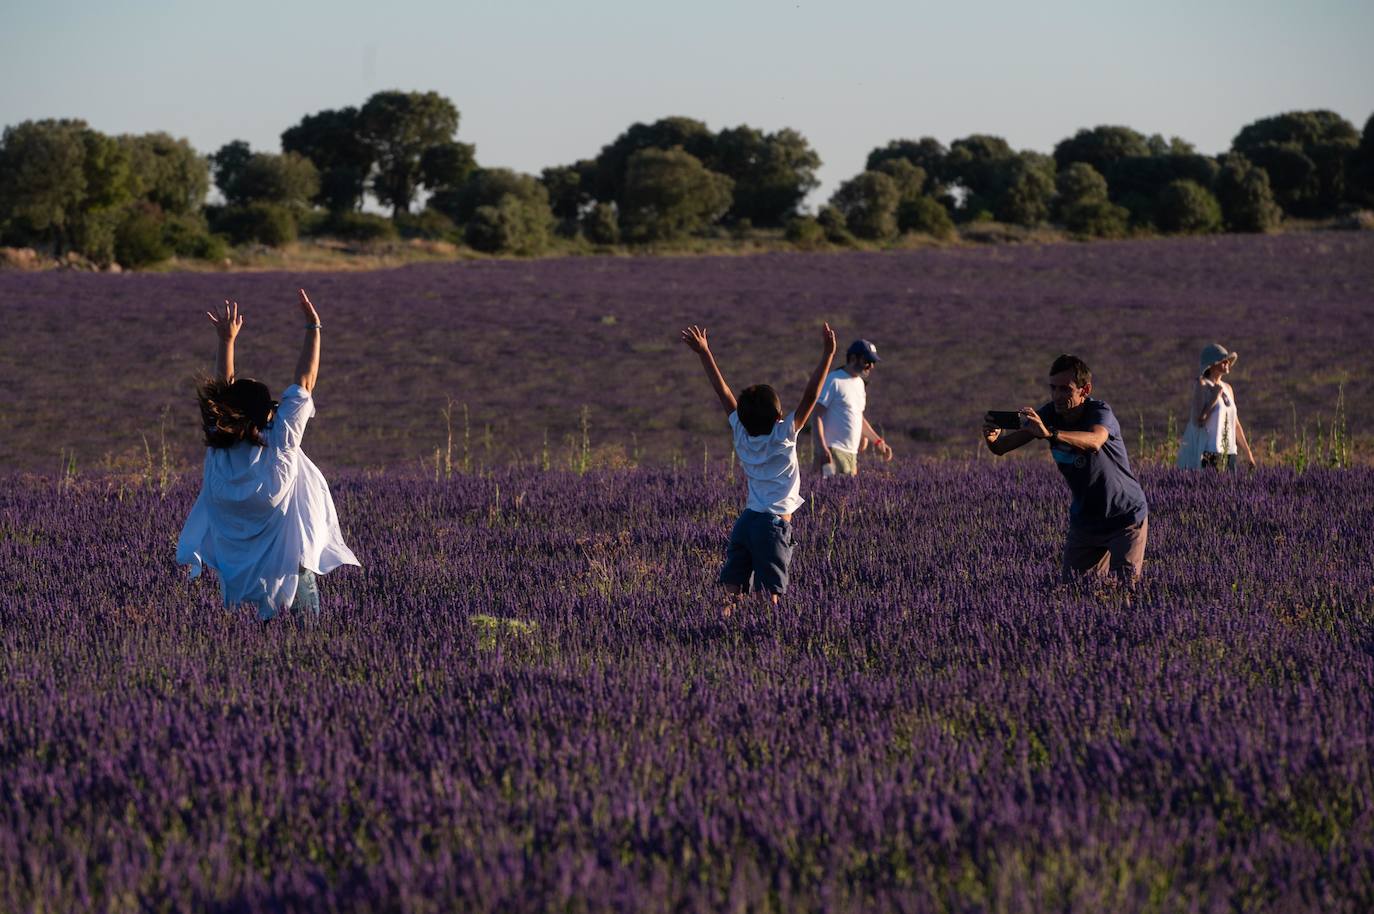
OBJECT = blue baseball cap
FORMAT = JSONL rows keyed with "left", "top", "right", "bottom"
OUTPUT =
{"left": 847, "top": 339, "right": 881, "bottom": 363}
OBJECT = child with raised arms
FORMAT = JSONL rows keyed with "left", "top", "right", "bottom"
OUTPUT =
{"left": 680, "top": 321, "right": 836, "bottom": 608}
{"left": 177, "top": 289, "right": 359, "bottom": 621}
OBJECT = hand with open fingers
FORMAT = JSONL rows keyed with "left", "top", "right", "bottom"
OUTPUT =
{"left": 206, "top": 300, "right": 242, "bottom": 342}
{"left": 680, "top": 325, "right": 710, "bottom": 354}
{"left": 820, "top": 321, "right": 836, "bottom": 354}
{"left": 298, "top": 288, "right": 320, "bottom": 325}
{"left": 1020, "top": 407, "right": 1051, "bottom": 439}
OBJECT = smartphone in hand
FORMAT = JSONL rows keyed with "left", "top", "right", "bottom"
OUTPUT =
{"left": 985, "top": 410, "right": 1024, "bottom": 430}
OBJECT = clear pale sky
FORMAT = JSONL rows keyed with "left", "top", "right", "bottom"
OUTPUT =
{"left": 2, "top": 0, "right": 1370, "bottom": 207}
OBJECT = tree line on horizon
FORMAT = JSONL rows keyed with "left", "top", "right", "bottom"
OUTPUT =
{"left": 1, "top": 90, "right": 1372, "bottom": 268}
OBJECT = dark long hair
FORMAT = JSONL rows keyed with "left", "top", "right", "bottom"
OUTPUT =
{"left": 197, "top": 377, "right": 276, "bottom": 448}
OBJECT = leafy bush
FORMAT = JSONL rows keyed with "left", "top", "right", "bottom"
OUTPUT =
{"left": 1154, "top": 180, "right": 1222, "bottom": 234}
{"left": 1214, "top": 155, "right": 1282, "bottom": 233}
{"left": 581, "top": 202, "right": 620, "bottom": 245}
{"left": 829, "top": 170, "right": 900, "bottom": 240}
{"left": 816, "top": 205, "right": 854, "bottom": 245}
{"left": 397, "top": 209, "right": 459, "bottom": 242}
{"left": 783, "top": 215, "right": 825, "bottom": 248}
{"left": 213, "top": 202, "right": 298, "bottom": 247}
{"left": 1059, "top": 199, "right": 1130, "bottom": 238}
{"left": 619, "top": 148, "right": 733, "bottom": 243}
{"left": 323, "top": 212, "right": 399, "bottom": 242}
{"left": 113, "top": 203, "right": 170, "bottom": 267}
{"left": 161, "top": 212, "right": 226, "bottom": 260}
{"left": 464, "top": 194, "right": 552, "bottom": 255}
{"left": 897, "top": 196, "right": 955, "bottom": 239}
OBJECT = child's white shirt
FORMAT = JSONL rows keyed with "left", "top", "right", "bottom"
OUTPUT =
{"left": 176, "top": 384, "right": 360, "bottom": 619}
{"left": 729, "top": 410, "right": 804, "bottom": 515}
{"left": 817, "top": 368, "right": 867, "bottom": 453}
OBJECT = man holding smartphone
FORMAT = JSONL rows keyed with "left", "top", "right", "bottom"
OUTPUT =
{"left": 982, "top": 354, "right": 1149, "bottom": 583}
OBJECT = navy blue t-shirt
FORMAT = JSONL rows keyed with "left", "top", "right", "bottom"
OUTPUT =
{"left": 1035, "top": 399, "right": 1148, "bottom": 533}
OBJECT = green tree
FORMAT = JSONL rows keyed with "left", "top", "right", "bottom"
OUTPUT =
{"left": 230, "top": 152, "right": 320, "bottom": 208}
{"left": 945, "top": 135, "right": 1015, "bottom": 218}
{"left": 1053, "top": 126, "right": 1151, "bottom": 176}
{"left": 1107, "top": 154, "right": 1220, "bottom": 226}
{"left": 618, "top": 147, "right": 733, "bottom": 242}
{"left": 1349, "top": 113, "right": 1374, "bottom": 207}
{"left": 829, "top": 170, "right": 900, "bottom": 240}
{"left": 209, "top": 141, "right": 253, "bottom": 203}
{"left": 591, "top": 117, "right": 716, "bottom": 202}
{"left": 420, "top": 141, "right": 477, "bottom": 192}
{"left": 1052, "top": 162, "right": 1127, "bottom": 237}
{"left": 1154, "top": 179, "right": 1222, "bottom": 234}
{"left": 581, "top": 201, "right": 620, "bottom": 245}
{"left": 866, "top": 137, "right": 948, "bottom": 192}
{"left": 1231, "top": 110, "right": 1359, "bottom": 216}
{"left": 1055, "top": 162, "right": 1109, "bottom": 207}
{"left": 281, "top": 107, "right": 374, "bottom": 213}
{"left": 897, "top": 196, "right": 955, "bottom": 239}
{"left": 712, "top": 126, "right": 821, "bottom": 225}
{"left": 359, "top": 90, "right": 461, "bottom": 217}
{"left": 816, "top": 205, "right": 854, "bottom": 244}
{"left": 873, "top": 158, "right": 927, "bottom": 202}
{"left": 541, "top": 161, "right": 595, "bottom": 233}
{"left": 464, "top": 194, "right": 554, "bottom": 255}
{"left": 430, "top": 167, "right": 551, "bottom": 226}
{"left": 0, "top": 119, "right": 90, "bottom": 252}
{"left": 120, "top": 132, "right": 208, "bottom": 215}
{"left": 1214, "top": 154, "right": 1281, "bottom": 232}
{"left": 992, "top": 152, "right": 1055, "bottom": 226}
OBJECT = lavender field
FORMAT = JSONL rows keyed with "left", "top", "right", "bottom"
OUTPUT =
{"left": 3, "top": 462, "right": 1373, "bottom": 911}
{"left": 3, "top": 236, "right": 1374, "bottom": 911}
{"left": 1, "top": 232, "right": 1371, "bottom": 473}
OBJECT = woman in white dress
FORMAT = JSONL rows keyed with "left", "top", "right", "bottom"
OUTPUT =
{"left": 1177, "top": 342, "right": 1256, "bottom": 471}
{"left": 176, "top": 289, "right": 359, "bottom": 621}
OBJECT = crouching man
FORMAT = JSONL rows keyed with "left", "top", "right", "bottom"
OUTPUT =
{"left": 982, "top": 354, "right": 1149, "bottom": 584}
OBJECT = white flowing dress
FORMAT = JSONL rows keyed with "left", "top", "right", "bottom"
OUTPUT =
{"left": 176, "top": 384, "right": 359, "bottom": 619}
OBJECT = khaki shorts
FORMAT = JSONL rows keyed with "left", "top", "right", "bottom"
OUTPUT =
{"left": 1062, "top": 517, "right": 1147, "bottom": 583}
{"left": 824, "top": 448, "right": 858, "bottom": 477}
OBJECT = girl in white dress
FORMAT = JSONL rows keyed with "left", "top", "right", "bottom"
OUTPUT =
{"left": 176, "top": 289, "right": 359, "bottom": 620}
{"left": 1177, "top": 342, "right": 1256, "bottom": 471}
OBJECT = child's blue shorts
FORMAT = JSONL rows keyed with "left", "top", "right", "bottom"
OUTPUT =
{"left": 718, "top": 509, "right": 795, "bottom": 595}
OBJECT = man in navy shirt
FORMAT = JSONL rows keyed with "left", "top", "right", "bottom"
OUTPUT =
{"left": 982, "top": 354, "right": 1149, "bottom": 583}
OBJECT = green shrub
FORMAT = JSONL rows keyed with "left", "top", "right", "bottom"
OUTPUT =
{"left": 898, "top": 196, "right": 955, "bottom": 239}
{"left": 323, "top": 211, "right": 399, "bottom": 242}
{"left": 214, "top": 202, "right": 298, "bottom": 246}
{"left": 829, "top": 170, "right": 900, "bottom": 240}
{"left": 1214, "top": 155, "right": 1282, "bottom": 232}
{"left": 783, "top": 215, "right": 825, "bottom": 247}
{"left": 582, "top": 202, "right": 620, "bottom": 245}
{"left": 1154, "top": 179, "right": 1222, "bottom": 234}
{"left": 397, "top": 209, "right": 458, "bottom": 241}
{"left": 114, "top": 204, "right": 170, "bottom": 267}
{"left": 464, "top": 194, "right": 551, "bottom": 255}
{"left": 1059, "top": 199, "right": 1130, "bottom": 238}
{"left": 817, "top": 205, "right": 854, "bottom": 245}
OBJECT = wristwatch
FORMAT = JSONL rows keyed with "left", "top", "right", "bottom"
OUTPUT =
{"left": 1048, "top": 428, "right": 1059, "bottom": 443}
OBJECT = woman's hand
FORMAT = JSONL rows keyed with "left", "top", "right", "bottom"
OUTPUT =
{"left": 298, "top": 288, "right": 320, "bottom": 325}
{"left": 206, "top": 300, "right": 242, "bottom": 342}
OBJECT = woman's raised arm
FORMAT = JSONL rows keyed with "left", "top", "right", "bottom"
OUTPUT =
{"left": 295, "top": 289, "right": 321, "bottom": 393}
{"left": 205, "top": 299, "right": 242, "bottom": 383}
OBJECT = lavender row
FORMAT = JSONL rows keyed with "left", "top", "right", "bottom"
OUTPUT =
{"left": 2, "top": 463, "right": 1372, "bottom": 911}
{"left": 2, "top": 232, "right": 1371, "bottom": 472}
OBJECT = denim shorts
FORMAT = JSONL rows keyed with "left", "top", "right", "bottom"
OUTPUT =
{"left": 718, "top": 510, "right": 796, "bottom": 594}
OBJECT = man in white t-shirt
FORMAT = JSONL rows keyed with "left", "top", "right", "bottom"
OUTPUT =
{"left": 813, "top": 339, "right": 893, "bottom": 477}
{"left": 681, "top": 321, "right": 836, "bottom": 610}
